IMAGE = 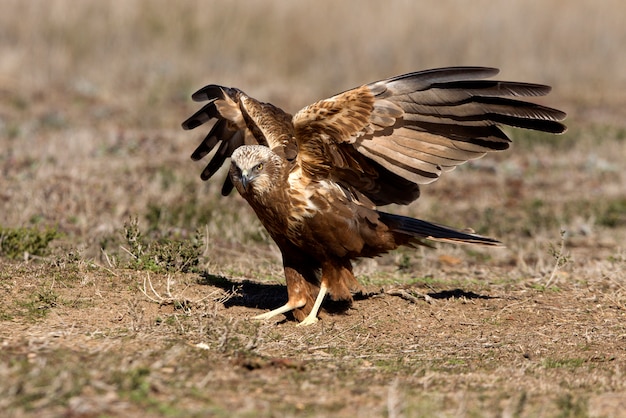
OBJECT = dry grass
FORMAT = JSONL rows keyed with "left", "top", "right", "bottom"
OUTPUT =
{"left": 1, "top": 1, "right": 626, "bottom": 417}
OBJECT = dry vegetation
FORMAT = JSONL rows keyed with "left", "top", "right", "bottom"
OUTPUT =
{"left": 1, "top": 1, "right": 626, "bottom": 417}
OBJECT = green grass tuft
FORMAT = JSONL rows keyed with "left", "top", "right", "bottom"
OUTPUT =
{"left": 0, "top": 226, "right": 58, "bottom": 260}
{"left": 121, "top": 217, "right": 204, "bottom": 273}
{"left": 542, "top": 358, "right": 586, "bottom": 369}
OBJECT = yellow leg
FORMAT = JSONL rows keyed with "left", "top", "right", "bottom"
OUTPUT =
{"left": 252, "top": 299, "right": 305, "bottom": 321}
{"left": 296, "top": 282, "right": 328, "bottom": 327}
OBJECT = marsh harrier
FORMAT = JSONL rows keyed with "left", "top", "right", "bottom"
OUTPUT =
{"left": 182, "top": 67, "right": 566, "bottom": 325}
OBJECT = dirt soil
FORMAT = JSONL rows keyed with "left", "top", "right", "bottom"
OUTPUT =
{"left": 1, "top": 247, "right": 625, "bottom": 417}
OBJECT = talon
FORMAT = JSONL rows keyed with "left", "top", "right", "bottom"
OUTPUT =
{"left": 296, "top": 316, "right": 319, "bottom": 327}
{"left": 252, "top": 311, "right": 278, "bottom": 321}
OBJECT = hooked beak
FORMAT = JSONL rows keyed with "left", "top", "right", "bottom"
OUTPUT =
{"left": 240, "top": 170, "right": 251, "bottom": 191}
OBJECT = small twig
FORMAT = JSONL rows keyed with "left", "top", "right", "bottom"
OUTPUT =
{"left": 204, "top": 224, "right": 210, "bottom": 256}
{"left": 100, "top": 248, "right": 116, "bottom": 269}
{"left": 307, "top": 345, "right": 331, "bottom": 352}
{"left": 545, "top": 230, "right": 570, "bottom": 288}
{"left": 325, "top": 323, "right": 365, "bottom": 345}
{"left": 140, "top": 273, "right": 165, "bottom": 304}
{"left": 498, "top": 298, "right": 531, "bottom": 315}
{"left": 214, "top": 286, "right": 240, "bottom": 305}
{"left": 165, "top": 274, "right": 173, "bottom": 298}
{"left": 139, "top": 272, "right": 221, "bottom": 307}
{"left": 119, "top": 245, "right": 137, "bottom": 259}
{"left": 386, "top": 288, "right": 434, "bottom": 304}
{"left": 92, "top": 260, "right": 119, "bottom": 277}
{"left": 146, "top": 272, "right": 162, "bottom": 299}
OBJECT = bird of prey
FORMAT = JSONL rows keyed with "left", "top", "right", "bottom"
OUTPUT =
{"left": 182, "top": 67, "right": 566, "bottom": 326}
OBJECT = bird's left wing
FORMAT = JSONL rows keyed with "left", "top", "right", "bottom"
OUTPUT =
{"left": 292, "top": 67, "right": 567, "bottom": 206}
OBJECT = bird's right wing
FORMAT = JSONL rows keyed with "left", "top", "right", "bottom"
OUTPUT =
{"left": 182, "top": 85, "right": 296, "bottom": 195}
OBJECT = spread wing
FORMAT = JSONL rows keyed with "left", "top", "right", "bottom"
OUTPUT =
{"left": 183, "top": 67, "right": 566, "bottom": 205}
{"left": 292, "top": 66, "right": 567, "bottom": 205}
{"left": 182, "top": 85, "right": 296, "bottom": 195}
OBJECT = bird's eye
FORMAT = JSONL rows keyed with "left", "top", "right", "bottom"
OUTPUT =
{"left": 256, "top": 163, "right": 263, "bottom": 171}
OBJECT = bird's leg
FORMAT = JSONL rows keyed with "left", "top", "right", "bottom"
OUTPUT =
{"left": 296, "top": 281, "right": 328, "bottom": 327}
{"left": 252, "top": 299, "right": 306, "bottom": 321}
{"left": 253, "top": 264, "right": 313, "bottom": 321}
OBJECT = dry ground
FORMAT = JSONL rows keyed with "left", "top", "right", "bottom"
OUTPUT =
{"left": 1, "top": 1, "right": 626, "bottom": 417}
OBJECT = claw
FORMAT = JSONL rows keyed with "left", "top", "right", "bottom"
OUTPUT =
{"left": 296, "top": 315, "right": 319, "bottom": 327}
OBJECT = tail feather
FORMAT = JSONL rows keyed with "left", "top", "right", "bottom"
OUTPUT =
{"left": 378, "top": 211, "right": 502, "bottom": 247}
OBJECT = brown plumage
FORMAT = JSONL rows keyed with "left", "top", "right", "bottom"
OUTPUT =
{"left": 182, "top": 67, "right": 567, "bottom": 325}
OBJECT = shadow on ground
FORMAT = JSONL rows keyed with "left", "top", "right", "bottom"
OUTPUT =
{"left": 198, "top": 271, "right": 287, "bottom": 310}
{"left": 427, "top": 289, "right": 496, "bottom": 300}
{"left": 198, "top": 271, "right": 495, "bottom": 314}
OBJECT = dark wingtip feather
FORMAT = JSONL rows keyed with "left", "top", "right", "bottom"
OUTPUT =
{"left": 190, "top": 135, "right": 219, "bottom": 161}
{"left": 182, "top": 100, "right": 220, "bottom": 130}
{"left": 391, "top": 67, "right": 500, "bottom": 84}
{"left": 221, "top": 176, "right": 235, "bottom": 196}
{"left": 182, "top": 118, "right": 203, "bottom": 130}
{"left": 200, "top": 156, "right": 226, "bottom": 181}
{"left": 434, "top": 80, "right": 553, "bottom": 97}
{"left": 191, "top": 84, "right": 228, "bottom": 102}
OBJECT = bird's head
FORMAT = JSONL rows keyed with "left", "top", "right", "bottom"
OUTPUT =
{"left": 230, "top": 145, "right": 283, "bottom": 197}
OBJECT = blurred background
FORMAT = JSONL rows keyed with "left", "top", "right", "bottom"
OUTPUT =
{"left": 2, "top": 0, "right": 625, "bottom": 121}
{"left": 1, "top": 0, "right": 624, "bottom": 260}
